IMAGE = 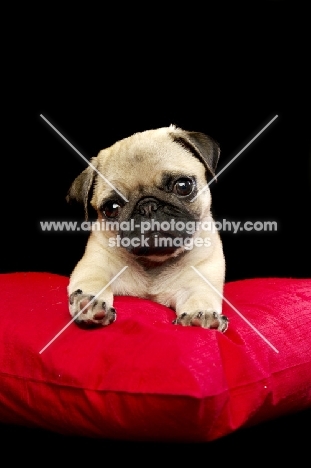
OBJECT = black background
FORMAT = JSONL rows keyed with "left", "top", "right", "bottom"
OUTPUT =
{"left": 2, "top": 3, "right": 310, "bottom": 282}
{"left": 1, "top": 1, "right": 311, "bottom": 457}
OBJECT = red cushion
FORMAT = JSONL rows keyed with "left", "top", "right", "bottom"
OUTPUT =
{"left": 0, "top": 272, "right": 310, "bottom": 442}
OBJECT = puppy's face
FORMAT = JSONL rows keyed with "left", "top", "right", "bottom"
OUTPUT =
{"left": 67, "top": 125, "right": 220, "bottom": 259}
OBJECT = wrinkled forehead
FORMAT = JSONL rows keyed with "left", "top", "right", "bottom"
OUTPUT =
{"left": 96, "top": 129, "right": 206, "bottom": 183}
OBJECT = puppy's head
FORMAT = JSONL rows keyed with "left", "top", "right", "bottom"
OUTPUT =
{"left": 67, "top": 125, "right": 220, "bottom": 258}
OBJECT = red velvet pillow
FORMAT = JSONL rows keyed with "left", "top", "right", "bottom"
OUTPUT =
{"left": 0, "top": 272, "right": 310, "bottom": 442}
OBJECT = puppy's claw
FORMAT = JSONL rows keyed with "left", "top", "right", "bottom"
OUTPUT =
{"left": 172, "top": 312, "right": 187, "bottom": 325}
{"left": 69, "top": 289, "right": 83, "bottom": 305}
{"left": 220, "top": 315, "right": 229, "bottom": 332}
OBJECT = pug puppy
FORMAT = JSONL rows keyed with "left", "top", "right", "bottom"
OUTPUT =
{"left": 67, "top": 125, "right": 228, "bottom": 331}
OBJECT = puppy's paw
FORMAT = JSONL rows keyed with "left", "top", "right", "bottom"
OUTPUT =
{"left": 173, "top": 310, "right": 228, "bottom": 332}
{"left": 69, "top": 289, "right": 116, "bottom": 327}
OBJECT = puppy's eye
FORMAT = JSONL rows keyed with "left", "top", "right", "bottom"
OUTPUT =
{"left": 173, "top": 178, "right": 194, "bottom": 196}
{"left": 102, "top": 201, "right": 122, "bottom": 218}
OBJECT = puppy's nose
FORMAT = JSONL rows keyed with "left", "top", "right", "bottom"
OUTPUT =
{"left": 138, "top": 198, "right": 158, "bottom": 217}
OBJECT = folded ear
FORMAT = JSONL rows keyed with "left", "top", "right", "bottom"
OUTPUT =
{"left": 66, "top": 157, "right": 98, "bottom": 219}
{"left": 170, "top": 126, "right": 220, "bottom": 180}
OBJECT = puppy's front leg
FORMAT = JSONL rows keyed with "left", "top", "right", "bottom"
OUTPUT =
{"left": 173, "top": 241, "right": 228, "bottom": 332}
{"left": 68, "top": 234, "right": 116, "bottom": 327}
